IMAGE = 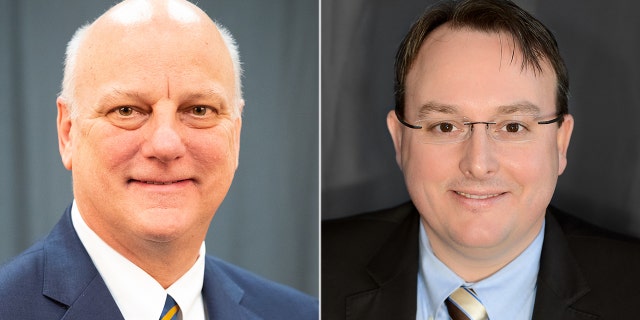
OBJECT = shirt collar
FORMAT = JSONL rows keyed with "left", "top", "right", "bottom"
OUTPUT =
{"left": 474, "top": 222, "right": 544, "bottom": 319}
{"left": 418, "top": 220, "right": 544, "bottom": 319}
{"left": 71, "top": 200, "right": 206, "bottom": 320}
{"left": 417, "top": 225, "right": 465, "bottom": 319}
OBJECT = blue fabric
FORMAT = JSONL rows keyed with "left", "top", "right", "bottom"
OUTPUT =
{"left": 160, "top": 295, "right": 179, "bottom": 320}
{"left": 0, "top": 204, "right": 318, "bottom": 320}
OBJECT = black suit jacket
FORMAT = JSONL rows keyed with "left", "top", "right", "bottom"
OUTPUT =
{"left": 322, "top": 202, "right": 640, "bottom": 319}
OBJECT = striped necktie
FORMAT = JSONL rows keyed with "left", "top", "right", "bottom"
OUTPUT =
{"left": 160, "top": 294, "right": 180, "bottom": 320}
{"left": 445, "top": 287, "right": 488, "bottom": 320}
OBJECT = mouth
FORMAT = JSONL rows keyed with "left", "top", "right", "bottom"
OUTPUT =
{"left": 455, "top": 191, "right": 504, "bottom": 200}
{"left": 140, "top": 180, "right": 186, "bottom": 185}
{"left": 129, "top": 179, "right": 192, "bottom": 185}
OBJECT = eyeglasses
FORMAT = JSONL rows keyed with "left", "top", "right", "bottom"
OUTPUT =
{"left": 395, "top": 110, "right": 564, "bottom": 144}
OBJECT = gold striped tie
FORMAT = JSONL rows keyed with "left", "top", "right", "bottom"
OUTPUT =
{"left": 445, "top": 287, "right": 488, "bottom": 320}
{"left": 160, "top": 295, "right": 180, "bottom": 320}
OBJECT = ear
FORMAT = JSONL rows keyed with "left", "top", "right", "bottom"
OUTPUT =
{"left": 386, "top": 110, "right": 404, "bottom": 168}
{"left": 556, "top": 114, "right": 574, "bottom": 175}
{"left": 237, "top": 98, "right": 245, "bottom": 115}
{"left": 57, "top": 97, "right": 73, "bottom": 170}
{"left": 233, "top": 100, "right": 244, "bottom": 170}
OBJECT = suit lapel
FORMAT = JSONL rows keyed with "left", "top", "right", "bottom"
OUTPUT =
{"left": 532, "top": 213, "right": 596, "bottom": 320}
{"left": 42, "top": 206, "right": 124, "bottom": 320}
{"left": 345, "top": 205, "right": 420, "bottom": 320}
{"left": 202, "top": 257, "right": 257, "bottom": 320}
{"left": 58, "top": 275, "right": 124, "bottom": 320}
{"left": 342, "top": 205, "right": 601, "bottom": 320}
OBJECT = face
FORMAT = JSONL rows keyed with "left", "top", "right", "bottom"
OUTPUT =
{"left": 387, "top": 27, "right": 573, "bottom": 261}
{"left": 57, "top": 14, "right": 242, "bottom": 247}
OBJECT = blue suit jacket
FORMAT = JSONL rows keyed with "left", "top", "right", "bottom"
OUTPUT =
{"left": 0, "top": 205, "right": 318, "bottom": 319}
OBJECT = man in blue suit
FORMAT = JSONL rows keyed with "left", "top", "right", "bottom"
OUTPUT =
{"left": 0, "top": 0, "right": 317, "bottom": 319}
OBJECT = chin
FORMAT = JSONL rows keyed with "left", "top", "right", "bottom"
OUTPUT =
{"left": 453, "top": 225, "right": 509, "bottom": 249}
{"left": 132, "top": 209, "right": 192, "bottom": 239}
{"left": 138, "top": 223, "right": 191, "bottom": 243}
{"left": 143, "top": 231, "right": 183, "bottom": 243}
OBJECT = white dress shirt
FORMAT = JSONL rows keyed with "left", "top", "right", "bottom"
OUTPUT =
{"left": 416, "top": 221, "right": 544, "bottom": 320}
{"left": 71, "top": 200, "right": 206, "bottom": 320}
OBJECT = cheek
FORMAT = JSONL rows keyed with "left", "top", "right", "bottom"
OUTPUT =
{"left": 189, "top": 123, "right": 240, "bottom": 174}
{"left": 400, "top": 144, "right": 453, "bottom": 194}
{"left": 188, "top": 126, "right": 239, "bottom": 214}
{"left": 75, "top": 123, "right": 140, "bottom": 172}
{"left": 503, "top": 141, "right": 560, "bottom": 201}
{"left": 105, "top": 133, "right": 143, "bottom": 165}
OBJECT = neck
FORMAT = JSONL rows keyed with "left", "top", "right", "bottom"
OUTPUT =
{"left": 126, "top": 242, "right": 202, "bottom": 289}
{"left": 115, "top": 240, "right": 202, "bottom": 288}
{"left": 73, "top": 203, "right": 205, "bottom": 288}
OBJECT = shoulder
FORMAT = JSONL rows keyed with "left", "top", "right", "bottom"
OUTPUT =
{"left": 549, "top": 206, "right": 640, "bottom": 259}
{"left": 323, "top": 201, "right": 418, "bottom": 246}
{"left": 322, "top": 202, "right": 420, "bottom": 319}
{"left": 0, "top": 239, "right": 46, "bottom": 290}
{"left": 547, "top": 206, "right": 640, "bottom": 304}
{"left": 323, "top": 202, "right": 419, "bottom": 264}
{"left": 0, "top": 239, "right": 65, "bottom": 317}
{"left": 204, "top": 255, "right": 318, "bottom": 319}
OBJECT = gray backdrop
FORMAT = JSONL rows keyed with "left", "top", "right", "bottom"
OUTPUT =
{"left": 0, "top": 0, "right": 318, "bottom": 296}
{"left": 322, "top": 0, "right": 640, "bottom": 239}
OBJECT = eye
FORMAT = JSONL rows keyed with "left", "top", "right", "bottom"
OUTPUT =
{"left": 108, "top": 106, "right": 144, "bottom": 119}
{"left": 106, "top": 105, "right": 148, "bottom": 130}
{"left": 438, "top": 122, "right": 454, "bottom": 133}
{"left": 180, "top": 105, "right": 222, "bottom": 129}
{"left": 427, "top": 121, "right": 460, "bottom": 133}
{"left": 117, "top": 106, "right": 134, "bottom": 117}
{"left": 192, "top": 106, "right": 209, "bottom": 116}
{"left": 189, "top": 105, "right": 219, "bottom": 117}
{"left": 503, "top": 122, "right": 525, "bottom": 133}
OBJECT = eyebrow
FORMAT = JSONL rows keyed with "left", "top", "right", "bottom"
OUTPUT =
{"left": 96, "top": 88, "right": 228, "bottom": 108}
{"left": 416, "top": 101, "right": 542, "bottom": 118}
{"left": 496, "top": 102, "right": 541, "bottom": 115}
{"left": 180, "top": 89, "right": 227, "bottom": 104}
{"left": 97, "top": 89, "right": 144, "bottom": 107}
{"left": 417, "top": 102, "right": 459, "bottom": 118}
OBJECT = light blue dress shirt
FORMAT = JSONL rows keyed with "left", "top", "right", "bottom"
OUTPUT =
{"left": 416, "top": 221, "right": 544, "bottom": 320}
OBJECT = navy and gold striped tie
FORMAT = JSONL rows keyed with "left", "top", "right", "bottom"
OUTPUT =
{"left": 445, "top": 287, "right": 488, "bottom": 320}
{"left": 160, "top": 295, "right": 180, "bottom": 320}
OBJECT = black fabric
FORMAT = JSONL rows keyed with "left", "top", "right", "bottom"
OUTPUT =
{"left": 322, "top": 202, "right": 640, "bottom": 320}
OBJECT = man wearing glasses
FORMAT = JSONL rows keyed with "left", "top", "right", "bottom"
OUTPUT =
{"left": 322, "top": 0, "right": 640, "bottom": 319}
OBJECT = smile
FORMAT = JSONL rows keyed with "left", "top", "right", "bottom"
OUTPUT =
{"left": 143, "top": 180, "right": 183, "bottom": 185}
{"left": 455, "top": 191, "right": 502, "bottom": 200}
{"left": 129, "top": 179, "right": 191, "bottom": 185}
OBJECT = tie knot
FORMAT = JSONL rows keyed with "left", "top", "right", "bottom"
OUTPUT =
{"left": 445, "top": 287, "right": 488, "bottom": 320}
{"left": 160, "top": 294, "right": 180, "bottom": 320}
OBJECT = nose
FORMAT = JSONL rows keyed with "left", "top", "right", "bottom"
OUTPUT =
{"left": 458, "top": 124, "right": 499, "bottom": 179}
{"left": 141, "top": 112, "right": 186, "bottom": 163}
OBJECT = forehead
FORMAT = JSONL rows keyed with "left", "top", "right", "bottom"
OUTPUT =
{"left": 405, "top": 26, "right": 557, "bottom": 117}
{"left": 74, "top": 16, "right": 235, "bottom": 106}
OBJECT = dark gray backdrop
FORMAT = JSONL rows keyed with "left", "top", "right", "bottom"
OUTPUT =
{"left": 0, "top": 0, "right": 318, "bottom": 296}
{"left": 322, "top": 0, "right": 640, "bottom": 238}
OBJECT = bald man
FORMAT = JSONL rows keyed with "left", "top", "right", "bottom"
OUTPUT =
{"left": 0, "top": 1, "right": 317, "bottom": 319}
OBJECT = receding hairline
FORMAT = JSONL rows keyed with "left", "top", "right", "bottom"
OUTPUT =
{"left": 394, "top": 0, "right": 569, "bottom": 125}
{"left": 415, "top": 23, "right": 554, "bottom": 78}
{"left": 60, "top": 0, "right": 244, "bottom": 118}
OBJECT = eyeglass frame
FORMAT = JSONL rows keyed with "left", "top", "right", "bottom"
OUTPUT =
{"left": 394, "top": 108, "right": 565, "bottom": 143}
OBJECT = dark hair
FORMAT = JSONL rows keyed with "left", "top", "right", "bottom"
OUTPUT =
{"left": 394, "top": 0, "right": 569, "bottom": 124}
